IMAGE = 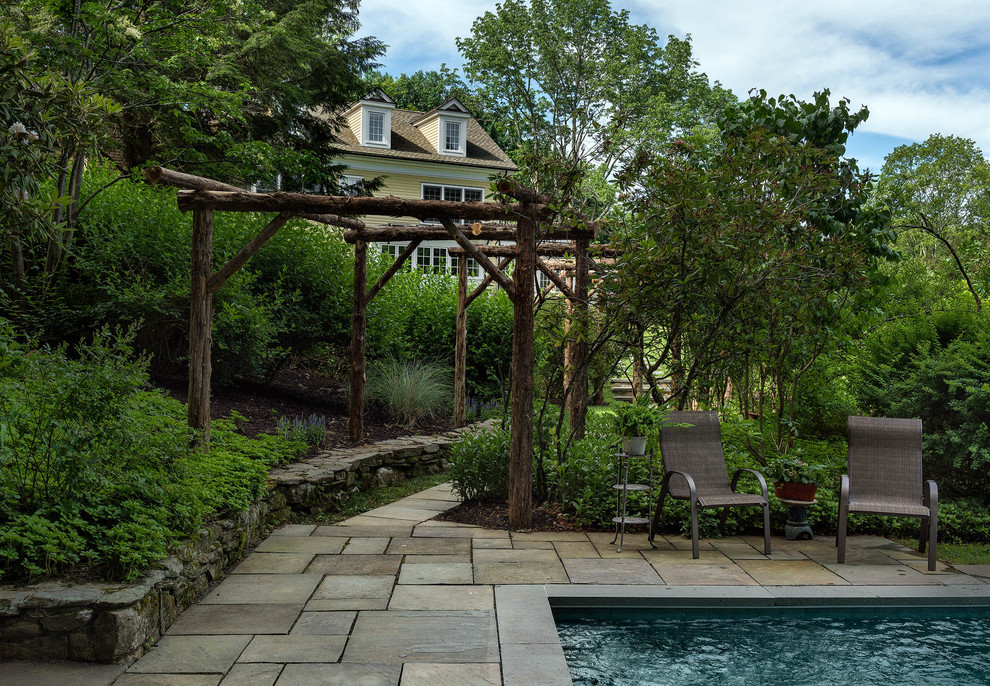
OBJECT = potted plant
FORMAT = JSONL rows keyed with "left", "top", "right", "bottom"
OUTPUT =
{"left": 611, "top": 398, "right": 659, "bottom": 455}
{"left": 767, "top": 455, "right": 827, "bottom": 501}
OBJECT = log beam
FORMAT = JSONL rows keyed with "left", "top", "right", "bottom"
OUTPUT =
{"left": 146, "top": 166, "right": 364, "bottom": 230}
{"left": 466, "top": 256, "right": 513, "bottom": 307}
{"left": 365, "top": 239, "right": 421, "bottom": 305}
{"left": 176, "top": 189, "right": 548, "bottom": 223}
{"left": 535, "top": 257, "right": 575, "bottom": 299}
{"left": 440, "top": 218, "right": 516, "bottom": 300}
{"left": 208, "top": 212, "right": 292, "bottom": 293}
{"left": 344, "top": 225, "right": 517, "bottom": 243}
{"left": 448, "top": 243, "right": 622, "bottom": 258}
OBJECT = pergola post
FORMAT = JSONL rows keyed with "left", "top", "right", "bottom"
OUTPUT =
{"left": 508, "top": 213, "right": 536, "bottom": 530}
{"left": 566, "top": 239, "right": 591, "bottom": 438}
{"left": 188, "top": 209, "right": 214, "bottom": 446}
{"left": 349, "top": 240, "right": 368, "bottom": 442}
{"left": 454, "top": 256, "right": 469, "bottom": 428}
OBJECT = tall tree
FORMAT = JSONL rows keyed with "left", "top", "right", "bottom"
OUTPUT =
{"left": 875, "top": 134, "right": 990, "bottom": 311}
{"left": 457, "top": 0, "right": 733, "bottom": 212}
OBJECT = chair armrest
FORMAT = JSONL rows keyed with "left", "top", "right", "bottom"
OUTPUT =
{"left": 924, "top": 479, "right": 938, "bottom": 513}
{"left": 731, "top": 468, "right": 768, "bottom": 499}
{"left": 840, "top": 474, "right": 849, "bottom": 504}
{"left": 663, "top": 469, "right": 698, "bottom": 503}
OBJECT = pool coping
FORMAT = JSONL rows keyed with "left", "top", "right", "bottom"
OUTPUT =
{"left": 498, "top": 584, "right": 990, "bottom": 686}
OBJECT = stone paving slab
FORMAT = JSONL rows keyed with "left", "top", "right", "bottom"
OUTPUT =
{"left": 0, "top": 661, "right": 126, "bottom": 686}
{"left": 402, "top": 554, "right": 471, "bottom": 564}
{"left": 289, "top": 611, "right": 356, "bottom": 635}
{"left": 553, "top": 541, "right": 601, "bottom": 559}
{"left": 338, "top": 515, "right": 424, "bottom": 528}
{"left": 397, "top": 563, "right": 474, "bottom": 585}
{"left": 471, "top": 538, "right": 513, "bottom": 549}
{"left": 233, "top": 553, "right": 315, "bottom": 574}
{"left": 823, "top": 563, "right": 954, "bottom": 585}
{"left": 954, "top": 564, "right": 990, "bottom": 579}
{"left": 499, "top": 643, "right": 571, "bottom": 686}
{"left": 389, "top": 585, "right": 494, "bottom": 611}
{"left": 127, "top": 635, "right": 252, "bottom": 674}
{"left": 255, "top": 537, "right": 346, "bottom": 555}
{"left": 314, "top": 525, "right": 413, "bottom": 538}
{"left": 386, "top": 538, "right": 471, "bottom": 556}
{"left": 411, "top": 527, "right": 509, "bottom": 539}
{"left": 343, "top": 611, "right": 498, "bottom": 663}
{"left": 306, "top": 554, "right": 402, "bottom": 576}
{"left": 202, "top": 575, "right": 323, "bottom": 605}
{"left": 360, "top": 507, "right": 447, "bottom": 522}
{"left": 220, "top": 663, "right": 282, "bottom": 686}
{"left": 640, "top": 548, "right": 734, "bottom": 565}
{"left": 168, "top": 604, "right": 301, "bottom": 635}
{"left": 736, "top": 560, "right": 849, "bottom": 586}
{"left": 116, "top": 675, "right": 222, "bottom": 685}
{"left": 396, "top": 498, "right": 461, "bottom": 512}
{"left": 510, "top": 539, "right": 555, "bottom": 549}
{"left": 270, "top": 525, "right": 317, "bottom": 537}
{"left": 562, "top": 558, "right": 661, "bottom": 584}
{"left": 310, "top": 575, "right": 395, "bottom": 607}
{"left": 510, "top": 531, "right": 590, "bottom": 543}
{"left": 342, "top": 538, "right": 390, "bottom": 555}
{"left": 275, "top": 663, "right": 400, "bottom": 685}
{"left": 398, "top": 663, "right": 500, "bottom": 686}
{"left": 651, "top": 562, "right": 759, "bottom": 586}
{"left": 238, "top": 635, "right": 346, "bottom": 663}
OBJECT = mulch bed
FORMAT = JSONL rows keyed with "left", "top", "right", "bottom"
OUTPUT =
{"left": 156, "top": 368, "right": 452, "bottom": 449}
{"left": 438, "top": 499, "right": 614, "bottom": 533}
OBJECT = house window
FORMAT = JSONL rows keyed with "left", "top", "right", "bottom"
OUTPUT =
{"left": 381, "top": 244, "right": 399, "bottom": 259}
{"left": 421, "top": 184, "right": 484, "bottom": 224}
{"left": 467, "top": 258, "right": 479, "bottom": 278}
{"left": 445, "top": 121, "right": 461, "bottom": 152}
{"left": 368, "top": 111, "right": 384, "bottom": 143}
{"left": 340, "top": 175, "right": 363, "bottom": 196}
{"left": 433, "top": 248, "right": 447, "bottom": 274}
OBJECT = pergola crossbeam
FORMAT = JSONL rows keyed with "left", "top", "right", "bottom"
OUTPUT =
{"left": 440, "top": 218, "right": 516, "bottom": 301}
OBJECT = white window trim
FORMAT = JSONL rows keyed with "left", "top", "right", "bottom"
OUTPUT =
{"left": 362, "top": 106, "right": 391, "bottom": 148}
{"left": 420, "top": 183, "right": 485, "bottom": 224}
{"left": 438, "top": 116, "right": 467, "bottom": 157}
{"left": 340, "top": 174, "right": 363, "bottom": 196}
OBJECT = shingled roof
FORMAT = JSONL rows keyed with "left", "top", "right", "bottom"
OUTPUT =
{"left": 326, "top": 108, "right": 517, "bottom": 172}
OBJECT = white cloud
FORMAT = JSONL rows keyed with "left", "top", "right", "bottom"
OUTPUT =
{"left": 357, "top": 0, "right": 990, "bottom": 155}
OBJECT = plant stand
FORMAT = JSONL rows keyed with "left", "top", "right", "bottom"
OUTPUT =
{"left": 612, "top": 451, "right": 657, "bottom": 552}
{"left": 780, "top": 497, "right": 816, "bottom": 541}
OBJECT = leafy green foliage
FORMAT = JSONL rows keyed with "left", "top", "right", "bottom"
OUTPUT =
{"left": 608, "top": 399, "right": 661, "bottom": 437}
{"left": 367, "top": 358, "right": 452, "bottom": 428}
{"left": 0, "top": 324, "right": 304, "bottom": 582}
{"left": 448, "top": 425, "right": 513, "bottom": 502}
{"left": 850, "top": 308, "right": 990, "bottom": 497}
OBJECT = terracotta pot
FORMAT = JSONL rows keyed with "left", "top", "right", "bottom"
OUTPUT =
{"left": 774, "top": 482, "right": 818, "bottom": 501}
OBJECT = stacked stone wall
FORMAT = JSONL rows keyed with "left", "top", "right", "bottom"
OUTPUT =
{"left": 0, "top": 425, "right": 480, "bottom": 663}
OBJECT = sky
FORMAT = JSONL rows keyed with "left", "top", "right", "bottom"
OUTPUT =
{"left": 354, "top": 0, "right": 990, "bottom": 174}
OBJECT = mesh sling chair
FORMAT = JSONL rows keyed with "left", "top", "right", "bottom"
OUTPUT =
{"left": 837, "top": 416, "right": 938, "bottom": 571}
{"left": 648, "top": 411, "right": 771, "bottom": 558}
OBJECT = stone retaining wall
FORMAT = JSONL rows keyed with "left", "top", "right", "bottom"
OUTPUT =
{"left": 0, "top": 425, "right": 481, "bottom": 664}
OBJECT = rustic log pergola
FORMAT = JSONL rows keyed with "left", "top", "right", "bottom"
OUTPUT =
{"left": 146, "top": 167, "right": 597, "bottom": 529}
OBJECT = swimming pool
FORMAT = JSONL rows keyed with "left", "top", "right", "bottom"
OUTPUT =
{"left": 555, "top": 606, "right": 990, "bottom": 686}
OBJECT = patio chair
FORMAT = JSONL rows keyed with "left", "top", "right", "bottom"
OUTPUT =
{"left": 648, "top": 411, "right": 771, "bottom": 559}
{"left": 837, "top": 416, "right": 938, "bottom": 571}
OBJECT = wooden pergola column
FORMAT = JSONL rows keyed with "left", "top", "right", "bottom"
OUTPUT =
{"left": 349, "top": 240, "right": 368, "bottom": 442}
{"left": 454, "top": 256, "right": 469, "bottom": 428}
{"left": 188, "top": 209, "right": 214, "bottom": 444}
{"left": 508, "top": 212, "right": 537, "bottom": 530}
{"left": 566, "top": 239, "right": 591, "bottom": 438}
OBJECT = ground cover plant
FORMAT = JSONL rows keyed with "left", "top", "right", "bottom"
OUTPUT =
{"left": 0, "top": 324, "right": 306, "bottom": 582}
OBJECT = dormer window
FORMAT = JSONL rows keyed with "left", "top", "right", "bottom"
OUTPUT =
{"left": 362, "top": 107, "right": 391, "bottom": 148}
{"left": 444, "top": 120, "right": 462, "bottom": 152}
{"left": 368, "top": 111, "right": 385, "bottom": 143}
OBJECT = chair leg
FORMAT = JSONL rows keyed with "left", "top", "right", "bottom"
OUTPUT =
{"left": 762, "top": 503, "right": 771, "bottom": 556}
{"left": 928, "top": 511, "right": 938, "bottom": 572}
{"left": 837, "top": 502, "right": 848, "bottom": 563}
{"left": 718, "top": 506, "right": 730, "bottom": 534}
{"left": 690, "top": 500, "right": 700, "bottom": 559}
{"left": 919, "top": 516, "right": 928, "bottom": 554}
{"left": 649, "top": 481, "right": 671, "bottom": 544}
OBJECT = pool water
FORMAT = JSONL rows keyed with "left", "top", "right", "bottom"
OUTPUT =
{"left": 555, "top": 607, "right": 990, "bottom": 686}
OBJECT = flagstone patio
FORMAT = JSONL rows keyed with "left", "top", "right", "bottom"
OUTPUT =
{"left": 2, "top": 482, "right": 989, "bottom": 686}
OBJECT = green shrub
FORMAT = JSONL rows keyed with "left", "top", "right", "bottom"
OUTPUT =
{"left": 448, "top": 425, "right": 512, "bottom": 501}
{"left": 277, "top": 414, "right": 328, "bottom": 447}
{"left": 0, "top": 324, "right": 305, "bottom": 582}
{"left": 367, "top": 358, "right": 452, "bottom": 428}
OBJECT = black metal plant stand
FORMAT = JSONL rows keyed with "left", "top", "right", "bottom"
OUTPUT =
{"left": 612, "top": 451, "right": 657, "bottom": 552}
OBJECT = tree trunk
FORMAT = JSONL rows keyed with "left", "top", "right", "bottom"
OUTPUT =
{"left": 349, "top": 240, "right": 368, "bottom": 442}
{"left": 508, "top": 214, "right": 536, "bottom": 530}
{"left": 188, "top": 209, "right": 214, "bottom": 446}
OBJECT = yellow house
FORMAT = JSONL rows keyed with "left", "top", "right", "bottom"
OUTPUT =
{"left": 329, "top": 90, "right": 518, "bottom": 276}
